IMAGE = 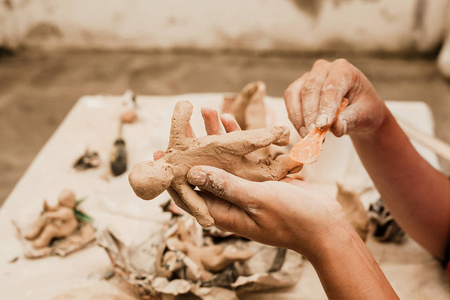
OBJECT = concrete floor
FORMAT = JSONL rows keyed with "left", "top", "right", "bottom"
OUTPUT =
{"left": 0, "top": 51, "right": 449, "bottom": 205}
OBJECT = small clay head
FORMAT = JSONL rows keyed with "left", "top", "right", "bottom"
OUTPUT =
{"left": 58, "top": 189, "right": 77, "bottom": 208}
{"left": 129, "top": 159, "right": 174, "bottom": 200}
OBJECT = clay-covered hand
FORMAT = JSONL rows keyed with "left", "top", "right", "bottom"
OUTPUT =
{"left": 186, "top": 166, "right": 352, "bottom": 259}
{"left": 283, "top": 59, "right": 386, "bottom": 138}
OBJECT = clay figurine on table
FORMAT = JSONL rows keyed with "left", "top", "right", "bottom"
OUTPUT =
{"left": 129, "top": 100, "right": 303, "bottom": 227}
{"left": 25, "top": 189, "right": 81, "bottom": 249}
{"left": 165, "top": 218, "right": 253, "bottom": 281}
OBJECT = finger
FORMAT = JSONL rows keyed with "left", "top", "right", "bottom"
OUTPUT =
{"left": 187, "top": 166, "right": 263, "bottom": 210}
{"left": 284, "top": 72, "right": 309, "bottom": 136}
{"left": 220, "top": 113, "right": 242, "bottom": 133}
{"left": 301, "top": 60, "right": 330, "bottom": 134}
{"left": 198, "top": 191, "right": 259, "bottom": 236}
{"left": 201, "top": 107, "right": 224, "bottom": 135}
{"left": 315, "top": 59, "right": 353, "bottom": 129}
{"left": 185, "top": 123, "right": 195, "bottom": 138}
{"left": 331, "top": 98, "right": 384, "bottom": 137}
{"left": 153, "top": 150, "right": 165, "bottom": 161}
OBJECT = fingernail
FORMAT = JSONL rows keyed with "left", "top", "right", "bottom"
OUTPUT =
{"left": 221, "top": 113, "right": 234, "bottom": 121}
{"left": 342, "top": 120, "right": 348, "bottom": 135}
{"left": 316, "top": 114, "right": 328, "bottom": 129}
{"left": 299, "top": 126, "right": 307, "bottom": 137}
{"left": 188, "top": 168, "right": 207, "bottom": 186}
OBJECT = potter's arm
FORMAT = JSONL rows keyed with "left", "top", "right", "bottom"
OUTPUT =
{"left": 206, "top": 126, "right": 290, "bottom": 156}
{"left": 168, "top": 101, "right": 193, "bottom": 148}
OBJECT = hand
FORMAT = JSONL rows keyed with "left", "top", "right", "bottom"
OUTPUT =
{"left": 283, "top": 59, "right": 386, "bottom": 138}
{"left": 187, "top": 166, "right": 350, "bottom": 259}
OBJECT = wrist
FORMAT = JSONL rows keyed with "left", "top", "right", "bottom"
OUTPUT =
{"left": 350, "top": 102, "right": 390, "bottom": 143}
{"left": 301, "top": 221, "right": 362, "bottom": 265}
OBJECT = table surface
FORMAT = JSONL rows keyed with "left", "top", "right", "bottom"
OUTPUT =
{"left": 0, "top": 94, "right": 448, "bottom": 300}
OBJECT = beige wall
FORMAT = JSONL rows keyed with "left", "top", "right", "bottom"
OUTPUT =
{"left": 0, "top": 0, "right": 448, "bottom": 52}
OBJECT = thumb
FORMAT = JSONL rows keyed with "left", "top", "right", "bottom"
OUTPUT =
{"left": 331, "top": 99, "right": 385, "bottom": 137}
{"left": 187, "top": 166, "right": 263, "bottom": 210}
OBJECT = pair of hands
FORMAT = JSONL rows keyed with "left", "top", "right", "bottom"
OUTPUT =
{"left": 158, "top": 59, "right": 386, "bottom": 259}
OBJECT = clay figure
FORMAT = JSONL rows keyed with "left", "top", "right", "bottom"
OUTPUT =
{"left": 223, "top": 81, "right": 287, "bottom": 159}
{"left": 166, "top": 218, "right": 253, "bottom": 279}
{"left": 224, "top": 81, "right": 267, "bottom": 131}
{"left": 25, "top": 189, "right": 79, "bottom": 249}
{"left": 129, "top": 100, "right": 302, "bottom": 227}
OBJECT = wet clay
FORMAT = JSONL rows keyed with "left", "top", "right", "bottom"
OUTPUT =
{"left": 25, "top": 189, "right": 79, "bottom": 249}
{"left": 129, "top": 100, "right": 302, "bottom": 227}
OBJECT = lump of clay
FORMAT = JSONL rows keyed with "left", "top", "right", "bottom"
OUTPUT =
{"left": 129, "top": 100, "right": 302, "bottom": 227}
{"left": 25, "top": 189, "right": 79, "bottom": 249}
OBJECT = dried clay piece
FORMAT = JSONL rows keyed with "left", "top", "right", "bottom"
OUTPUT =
{"left": 129, "top": 100, "right": 302, "bottom": 227}
{"left": 25, "top": 189, "right": 79, "bottom": 249}
{"left": 166, "top": 219, "right": 253, "bottom": 280}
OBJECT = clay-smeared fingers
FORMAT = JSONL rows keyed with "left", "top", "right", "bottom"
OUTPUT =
{"left": 201, "top": 107, "right": 224, "bottom": 135}
{"left": 284, "top": 72, "right": 308, "bottom": 136}
{"left": 301, "top": 60, "right": 330, "bottom": 134}
{"left": 187, "top": 166, "right": 262, "bottom": 211}
{"left": 315, "top": 60, "right": 353, "bottom": 130}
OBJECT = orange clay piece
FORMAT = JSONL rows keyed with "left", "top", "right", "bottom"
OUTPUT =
{"left": 289, "top": 98, "right": 349, "bottom": 164}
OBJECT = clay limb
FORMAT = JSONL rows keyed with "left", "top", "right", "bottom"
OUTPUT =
{"left": 168, "top": 100, "right": 192, "bottom": 149}
{"left": 129, "top": 100, "right": 302, "bottom": 227}
{"left": 172, "top": 180, "right": 214, "bottom": 228}
{"left": 202, "top": 125, "right": 289, "bottom": 156}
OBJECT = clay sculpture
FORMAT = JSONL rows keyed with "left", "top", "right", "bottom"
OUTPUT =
{"left": 25, "top": 189, "right": 79, "bottom": 249}
{"left": 223, "top": 81, "right": 267, "bottom": 131}
{"left": 129, "top": 100, "right": 302, "bottom": 227}
{"left": 223, "top": 81, "right": 287, "bottom": 159}
{"left": 166, "top": 218, "right": 253, "bottom": 280}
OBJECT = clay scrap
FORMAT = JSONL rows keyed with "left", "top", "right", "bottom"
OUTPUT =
{"left": 336, "top": 184, "right": 370, "bottom": 242}
{"left": 14, "top": 189, "right": 96, "bottom": 258}
{"left": 98, "top": 215, "right": 303, "bottom": 299}
{"left": 129, "top": 100, "right": 302, "bottom": 227}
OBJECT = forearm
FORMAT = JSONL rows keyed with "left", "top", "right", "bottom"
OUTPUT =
{"left": 351, "top": 105, "right": 450, "bottom": 259}
{"left": 305, "top": 223, "right": 398, "bottom": 299}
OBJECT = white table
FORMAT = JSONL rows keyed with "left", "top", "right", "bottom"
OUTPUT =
{"left": 0, "top": 94, "right": 448, "bottom": 299}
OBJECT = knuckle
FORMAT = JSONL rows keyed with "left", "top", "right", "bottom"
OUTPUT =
{"left": 334, "top": 58, "right": 349, "bottom": 66}
{"left": 301, "top": 79, "right": 320, "bottom": 97}
{"left": 313, "top": 59, "right": 329, "bottom": 68}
